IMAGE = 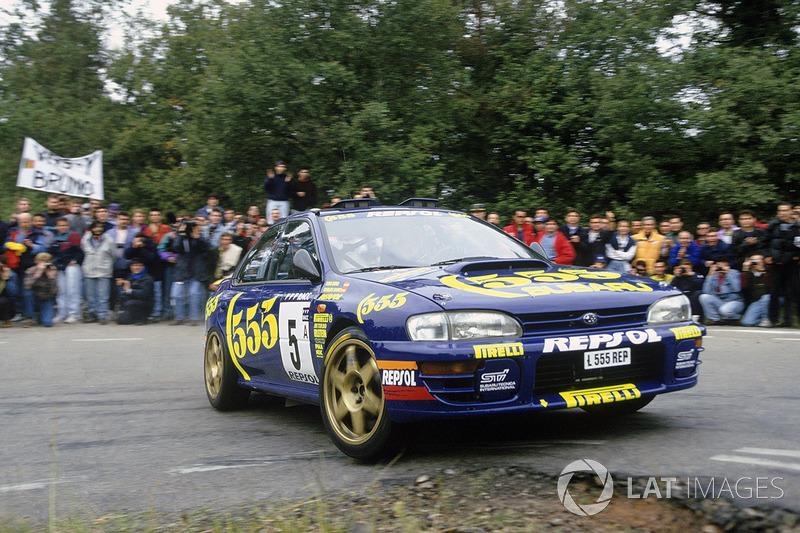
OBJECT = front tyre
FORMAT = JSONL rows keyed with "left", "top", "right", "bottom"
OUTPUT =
{"left": 204, "top": 329, "right": 250, "bottom": 410}
{"left": 320, "top": 327, "right": 396, "bottom": 460}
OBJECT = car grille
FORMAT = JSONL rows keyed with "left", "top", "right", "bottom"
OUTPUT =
{"left": 518, "top": 305, "right": 649, "bottom": 336}
{"left": 533, "top": 344, "right": 664, "bottom": 396}
{"left": 421, "top": 375, "right": 477, "bottom": 404}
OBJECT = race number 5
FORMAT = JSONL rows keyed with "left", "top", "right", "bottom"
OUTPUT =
{"left": 279, "top": 301, "right": 318, "bottom": 384}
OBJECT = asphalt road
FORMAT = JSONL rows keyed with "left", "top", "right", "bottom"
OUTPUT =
{"left": 1, "top": 323, "right": 798, "bottom": 524}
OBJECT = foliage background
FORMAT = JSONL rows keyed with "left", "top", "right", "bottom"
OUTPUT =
{"left": 1, "top": 0, "right": 799, "bottom": 224}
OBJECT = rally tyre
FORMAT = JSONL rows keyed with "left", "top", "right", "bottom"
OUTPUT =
{"left": 320, "top": 327, "right": 396, "bottom": 460}
{"left": 580, "top": 395, "right": 655, "bottom": 415}
{"left": 204, "top": 329, "right": 250, "bottom": 410}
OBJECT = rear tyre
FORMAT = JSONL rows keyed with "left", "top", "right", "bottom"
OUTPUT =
{"left": 204, "top": 329, "right": 250, "bottom": 410}
{"left": 320, "top": 327, "right": 397, "bottom": 460}
{"left": 580, "top": 395, "right": 654, "bottom": 415}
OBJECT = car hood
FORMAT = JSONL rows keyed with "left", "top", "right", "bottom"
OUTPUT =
{"left": 349, "top": 259, "right": 677, "bottom": 313}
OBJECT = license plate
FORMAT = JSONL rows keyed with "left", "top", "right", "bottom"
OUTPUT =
{"left": 584, "top": 347, "right": 631, "bottom": 370}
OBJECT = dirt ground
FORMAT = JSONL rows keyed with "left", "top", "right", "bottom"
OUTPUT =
{"left": 179, "top": 465, "right": 800, "bottom": 532}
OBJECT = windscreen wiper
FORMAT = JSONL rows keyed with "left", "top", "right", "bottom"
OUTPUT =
{"left": 430, "top": 256, "right": 496, "bottom": 266}
{"left": 344, "top": 265, "right": 416, "bottom": 274}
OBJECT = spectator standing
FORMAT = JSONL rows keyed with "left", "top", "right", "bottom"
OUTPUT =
{"left": 43, "top": 195, "right": 62, "bottom": 232}
{"left": 487, "top": 212, "right": 501, "bottom": 226}
{"left": 632, "top": 216, "right": 665, "bottom": 275}
{"left": 81, "top": 221, "right": 115, "bottom": 324}
{"left": 93, "top": 207, "right": 114, "bottom": 233}
{"left": 0, "top": 256, "right": 19, "bottom": 327}
{"left": 764, "top": 202, "right": 800, "bottom": 327}
{"left": 196, "top": 193, "right": 222, "bottom": 220}
{"left": 292, "top": 167, "right": 318, "bottom": 212}
{"left": 31, "top": 213, "right": 55, "bottom": 247}
{"left": 559, "top": 209, "right": 583, "bottom": 257}
{"left": 503, "top": 209, "right": 536, "bottom": 245}
{"left": 8, "top": 198, "right": 32, "bottom": 229}
{"left": 695, "top": 222, "right": 711, "bottom": 247}
{"left": 534, "top": 218, "right": 576, "bottom": 265}
{"left": 605, "top": 219, "right": 637, "bottom": 274}
{"left": 469, "top": 204, "right": 487, "bottom": 220}
{"left": 664, "top": 215, "right": 684, "bottom": 244}
{"left": 574, "top": 214, "right": 609, "bottom": 267}
{"left": 4, "top": 212, "right": 46, "bottom": 278}
{"left": 170, "top": 220, "right": 210, "bottom": 326}
{"left": 65, "top": 199, "right": 91, "bottom": 234}
{"left": 717, "top": 212, "right": 739, "bottom": 244}
{"left": 669, "top": 231, "right": 702, "bottom": 269}
{"left": 49, "top": 218, "right": 83, "bottom": 324}
{"left": 730, "top": 210, "right": 767, "bottom": 271}
{"left": 264, "top": 161, "right": 293, "bottom": 223}
{"left": 740, "top": 254, "right": 771, "bottom": 327}
{"left": 202, "top": 208, "right": 226, "bottom": 248}
{"left": 23, "top": 252, "right": 58, "bottom": 327}
{"left": 699, "top": 256, "right": 744, "bottom": 324}
{"left": 206, "top": 233, "right": 243, "bottom": 289}
{"left": 143, "top": 208, "right": 171, "bottom": 245}
{"left": 115, "top": 258, "right": 155, "bottom": 325}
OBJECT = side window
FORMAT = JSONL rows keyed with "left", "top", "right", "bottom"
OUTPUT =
{"left": 237, "top": 224, "right": 282, "bottom": 283}
{"left": 268, "top": 220, "right": 318, "bottom": 281}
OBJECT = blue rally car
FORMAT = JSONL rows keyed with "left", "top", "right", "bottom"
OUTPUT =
{"left": 203, "top": 199, "right": 703, "bottom": 459}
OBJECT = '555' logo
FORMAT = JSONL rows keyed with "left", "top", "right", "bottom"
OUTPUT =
{"left": 357, "top": 292, "right": 408, "bottom": 323}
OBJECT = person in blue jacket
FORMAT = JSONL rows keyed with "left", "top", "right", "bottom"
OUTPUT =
{"left": 699, "top": 256, "right": 744, "bottom": 324}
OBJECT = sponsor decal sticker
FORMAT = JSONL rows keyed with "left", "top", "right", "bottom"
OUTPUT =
{"left": 559, "top": 383, "right": 641, "bottom": 408}
{"left": 473, "top": 342, "right": 524, "bottom": 359}
{"left": 478, "top": 368, "right": 517, "bottom": 393}
{"left": 543, "top": 329, "right": 662, "bottom": 353}
{"left": 322, "top": 281, "right": 350, "bottom": 294}
{"left": 377, "top": 361, "right": 434, "bottom": 401}
{"left": 357, "top": 292, "right": 408, "bottom": 323}
{"left": 205, "top": 294, "right": 220, "bottom": 320}
{"left": 312, "top": 313, "right": 332, "bottom": 357}
{"left": 671, "top": 325, "right": 703, "bottom": 340}
{"left": 439, "top": 269, "right": 654, "bottom": 299}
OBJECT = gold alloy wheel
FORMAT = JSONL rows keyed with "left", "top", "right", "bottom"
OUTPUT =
{"left": 205, "top": 332, "right": 224, "bottom": 400}
{"left": 323, "top": 338, "right": 385, "bottom": 445}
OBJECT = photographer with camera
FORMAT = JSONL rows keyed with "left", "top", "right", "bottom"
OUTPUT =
{"left": 169, "top": 219, "right": 210, "bottom": 326}
{"left": 22, "top": 252, "right": 58, "bottom": 327}
{"left": 698, "top": 256, "right": 744, "bottom": 325}
{"left": 670, "top": 258, "right": 704, "bottom": 322}
{"left": 740, "top": 254, "right": 771, "bottom": 327}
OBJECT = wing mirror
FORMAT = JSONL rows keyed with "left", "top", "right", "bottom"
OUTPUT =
{"left": 292, "top": 249, "right": 322, "bottom": 282}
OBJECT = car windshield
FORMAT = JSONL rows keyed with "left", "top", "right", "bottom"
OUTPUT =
{"left": 322, "top": 210, "right": 545, "bottom": 273}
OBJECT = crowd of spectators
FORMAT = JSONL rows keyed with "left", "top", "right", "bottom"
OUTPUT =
{"left": 2, "top": 163, "right": 799, "bottom": 329}
{"left": 471, "top": 202, "right": 800, "bottom": 327}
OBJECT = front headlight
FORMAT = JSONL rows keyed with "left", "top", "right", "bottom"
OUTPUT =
{"left": 647, "top": 295, "right": 691, "bottom": 325}
{"left": 407, "top": 311, "right": 522, "bottom": 341}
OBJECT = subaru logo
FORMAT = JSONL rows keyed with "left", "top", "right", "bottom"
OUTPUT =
{"left": 582, "top": 313, "right": 599, "bottom": 326}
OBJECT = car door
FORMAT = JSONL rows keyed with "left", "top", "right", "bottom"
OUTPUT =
{"left": 225, "top": 224, "right": 283, "bottom": 383}
{"left": 266, "top": 219, "right": 324, "bottom": 393}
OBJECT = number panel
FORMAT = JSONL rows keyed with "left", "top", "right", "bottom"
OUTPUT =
{"left": 278, "top": 301, "right": 318, "bottom": 385}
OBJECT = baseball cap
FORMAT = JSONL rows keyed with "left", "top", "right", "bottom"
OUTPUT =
{"left": 534, "top": 216, "right": 547, "bottom": 223}
{"left": 108, "top": 202, "right": 120, "bottom": 214}
{"left": 470, "top": 203, "right": 486, "bottom": 212}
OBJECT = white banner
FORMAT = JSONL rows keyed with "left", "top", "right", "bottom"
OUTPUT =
{"left": 16, "top": 137, "right": 103, "bottom": 200}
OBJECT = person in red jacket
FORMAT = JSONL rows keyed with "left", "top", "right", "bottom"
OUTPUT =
{"left": 535, "top": 218, "right": 576, "bottom": 265}
{"left": 503, "top": 208, "right": 536, "bottom": 245}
